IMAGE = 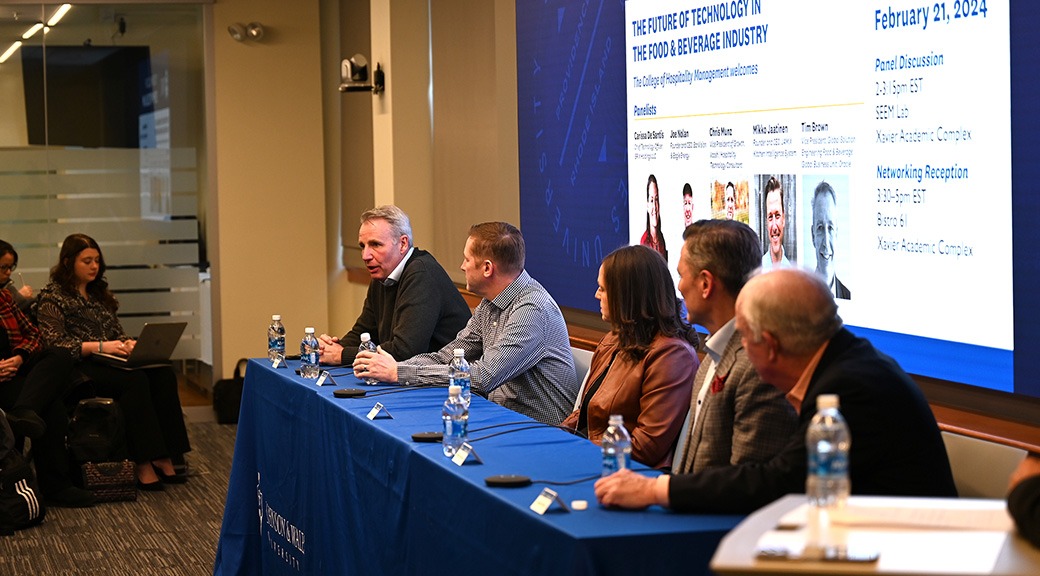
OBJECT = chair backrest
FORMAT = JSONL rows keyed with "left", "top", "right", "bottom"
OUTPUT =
{"left": 941, "top": 431, "right": 1026, "bottom": 498}
{"left": 570, "top": 347, "right": 595, "bottom": 411}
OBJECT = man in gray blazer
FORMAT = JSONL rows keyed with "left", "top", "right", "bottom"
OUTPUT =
{"left": 670, "top": 219, "right": 797, "bottom": 474}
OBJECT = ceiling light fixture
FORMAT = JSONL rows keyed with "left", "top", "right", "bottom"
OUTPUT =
{"left": 245, "top": 22, "right": 264, "bottom": 41}
{"left": 22, "top": 22, "right": 43, "bottom": 40}
{"left": 47, "top": 4, "right": 72, "bottom": 27}
{"left": 0, "top": 41, "right": 22, "bottom": 64}
{"left": 228, "top": 22, "right": 265, "bottom": 42}
{"left": 227, "top": 23, "right": 245, "bottom": 42}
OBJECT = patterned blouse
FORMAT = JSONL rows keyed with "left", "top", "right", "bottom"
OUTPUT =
{"left": 36, "top": 282, "right": 127, "bottom": 360}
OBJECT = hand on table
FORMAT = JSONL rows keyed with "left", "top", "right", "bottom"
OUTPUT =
{"left": 594, "top": 469, "right": 664, "bottom": 510}
{"left": 318, "top": 333, "right": 344, "bottom": 365}
{"left": 353, "top": 347, "right": 397, "bottom": 383}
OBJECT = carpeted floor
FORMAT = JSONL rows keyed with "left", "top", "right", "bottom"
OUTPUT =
{"left": 0, "top": 421, "right": 236, "bottom": 575}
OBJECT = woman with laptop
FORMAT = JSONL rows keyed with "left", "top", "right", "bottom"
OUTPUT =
{"left": 36, "top": 233, "right": 192, "bottom": 491}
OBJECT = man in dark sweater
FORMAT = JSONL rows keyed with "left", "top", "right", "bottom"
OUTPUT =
{"left": 318, "top": 206, "right": 471, "bottom": 365}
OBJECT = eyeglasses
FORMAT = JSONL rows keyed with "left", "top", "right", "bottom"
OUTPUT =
{"left": 0, "top": 265, "right": 15, "bottom": 272}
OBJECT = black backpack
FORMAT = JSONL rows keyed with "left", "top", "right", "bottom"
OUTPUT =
{"left": 67, "top": 398, "right": 127, "bottom": 463}
{"left": 213, "top": 358, "right": 248, "bottom": 424}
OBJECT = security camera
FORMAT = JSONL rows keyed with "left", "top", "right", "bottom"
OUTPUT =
{"left": 339, "top": 54, "right": 384, "bottom": 94}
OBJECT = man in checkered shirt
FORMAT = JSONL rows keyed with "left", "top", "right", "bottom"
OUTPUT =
{"left": 354, "top": 222, "right": 578, "bottom": 425}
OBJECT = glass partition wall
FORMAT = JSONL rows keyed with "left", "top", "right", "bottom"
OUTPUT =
{"left": 0, "top": 4, "right": 208, "bottom": 367}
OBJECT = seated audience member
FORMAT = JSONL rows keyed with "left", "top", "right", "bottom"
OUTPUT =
{"left": 355, "top": 222, "right": 578, "bottom": 425}
{"left": 318, "top": 205, "right": 471, "bottom": 365}
{"left": 671, "top": 220, "right": 798, "bottom": 475}
{"left": 560, "top": 245, "right": 697, "bottom": 469}
{"left": 0, "top": 409, "right": 45, "bottom": 529}
{"left": 0, "top": 240, "right": 34, "bottom": 316}
{"left": 0, "top": 289, "right": 91, "bottom": 507}
{"left": 1008, "top": 454, "right": 1040, "bottom": 548}
{"left": 36, "top": 233, "right": 192, "bottom": 491}
{"left": 596, "top": 268, "right": 957, "bottom": 513}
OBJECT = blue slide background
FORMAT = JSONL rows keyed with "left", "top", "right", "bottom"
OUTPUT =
{"left": 518, "top": 1, "right": 1037, "bottom": 400}
{"left": 517, "top": 0, "right": 630, "bottom": 313}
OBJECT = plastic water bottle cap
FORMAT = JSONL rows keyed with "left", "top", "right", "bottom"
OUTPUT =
{"left": 608, "top": 414, "right": 624, "bottom": 427}
{"left": 361, "top": 333, "right": 371, "bottom": 342}
{"left": 272, "top": 314, "right": 281, "bottom": 321}
{"left": 453, "top": 348, "right": 464, "bottom": 357}
{"left": 571, "top": 500, "right": 588, "bottom": 511}
{"left": 817, "top": 394, "right": 840, "bottom": 410}
{"left": 305, "top": 327, "right": 315, "bottom": 334}
{"left": 448, "top": 385, "right": 462, "bottom": 396}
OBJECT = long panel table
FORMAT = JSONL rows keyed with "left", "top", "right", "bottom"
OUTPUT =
{"left": 213, "top": 359, "right": 743, "bottom": 575}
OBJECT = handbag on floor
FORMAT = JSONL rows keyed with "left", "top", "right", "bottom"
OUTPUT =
{"left": 67, "top": 399, "right": 136, "bottom": 501}
{"left": 213, "top": 358, "right": 248, "bottom": 424}
{"left": 80, "top": 460, "right": 136, "bottom": 502}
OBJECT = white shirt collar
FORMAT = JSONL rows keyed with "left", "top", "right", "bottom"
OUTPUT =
{"left": 384, "top": 247, "right": 414, "bottom": 286}
{"left": 704, "top": 317, "right": 737, "bottom": 365}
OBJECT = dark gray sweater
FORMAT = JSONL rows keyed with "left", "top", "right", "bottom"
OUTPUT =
{"left": 339, "top": 249, "right": 470, "bottom": 363}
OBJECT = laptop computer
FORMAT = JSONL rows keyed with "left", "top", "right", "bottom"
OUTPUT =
{"left": 93, "top": 321, "right": 187, "bottom": 369}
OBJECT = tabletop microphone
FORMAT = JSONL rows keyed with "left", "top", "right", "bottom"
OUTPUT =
{"left": 485, "top": 467, "right": 651, "bottom": 489}
{"left": 334, "top": 384, "right": 446, "bottom": 399}
{"left": 410, "top": 421, "right": 587, "bottom": 444}
{"left": 297, "top": 368, "right": 356, "bottom": 376}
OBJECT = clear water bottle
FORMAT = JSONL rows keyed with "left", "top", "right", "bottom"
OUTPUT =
{"left": 806, "top": 394, "right": 851, "bottom": 550}
{"left": 300, "top": 327, "right": 320, "bottom": 378}
{"left": 601, "top": 414, "right": 632, "bottom": 476}
{"left": 358, "top": 333, "right": 378, "bottom": 385}
{"left": 448, "top": 348, "right": 471, "bottom": 408}
{"left": 442, "top": 385, "right": 468, "bottom": 457}
{"left": 267, "top": 314, "right": 285, "bottom": 361}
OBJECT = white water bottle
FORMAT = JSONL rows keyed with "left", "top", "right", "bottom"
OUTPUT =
{"left": 300, "top": 327, "right": 320, "bottom": 378}
{"left": 448, "top": 349, "right": 471, "bottom": 408}
{"left": 442, "top": 385, "right": 468, "bottom": 457}
{"left": 267, "top": 315, "right": 285, "bottom": 361}
{"left": 601, "top": 414, "right": 632, "bottom": 476}
{"left": 358, "top": 333, "right": 378, "bottom": 385}
{"left": 806, "top": 394, "right": 851, "bottom": 550}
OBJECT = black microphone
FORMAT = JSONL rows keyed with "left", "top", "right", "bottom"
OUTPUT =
{"left": 411, "top": 421, "right": 587, "bottom": 444}
{"left": 485, "top": 467, "right": 652, "bottom": 489}
{"left": 297, "top": 368, "right": 361, "bottom": 376}
{"left": 335, "top": 384, "right": 446, "bottom": 399}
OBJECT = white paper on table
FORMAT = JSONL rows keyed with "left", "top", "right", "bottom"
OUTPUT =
{"left": 756, "top": 525, "right": 1009, "bottom": 574}
{"left": 778, "top": 499, "right": 1013, "bottom": 531}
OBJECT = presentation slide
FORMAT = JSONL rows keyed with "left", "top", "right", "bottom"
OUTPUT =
{"left": 625, "top": 0, "right": 1013, "bottom": 391}
{"left": 518, "top": 0, "right": 1040, "bottom": 398}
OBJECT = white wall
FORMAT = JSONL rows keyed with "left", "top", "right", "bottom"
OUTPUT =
{"left": 210, "top": 0, "right": 329, "bottom": 376}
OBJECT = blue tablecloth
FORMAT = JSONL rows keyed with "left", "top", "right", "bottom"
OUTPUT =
{"left": 213, "top": 359, "right": 743, "bottom": 575}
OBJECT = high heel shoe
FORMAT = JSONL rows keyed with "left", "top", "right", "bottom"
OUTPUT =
{"left": 152, "top": 463, "right": 187, "bottom": 484}
{"left": 137, "top": 480, "right": 165, "bottom": 491}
